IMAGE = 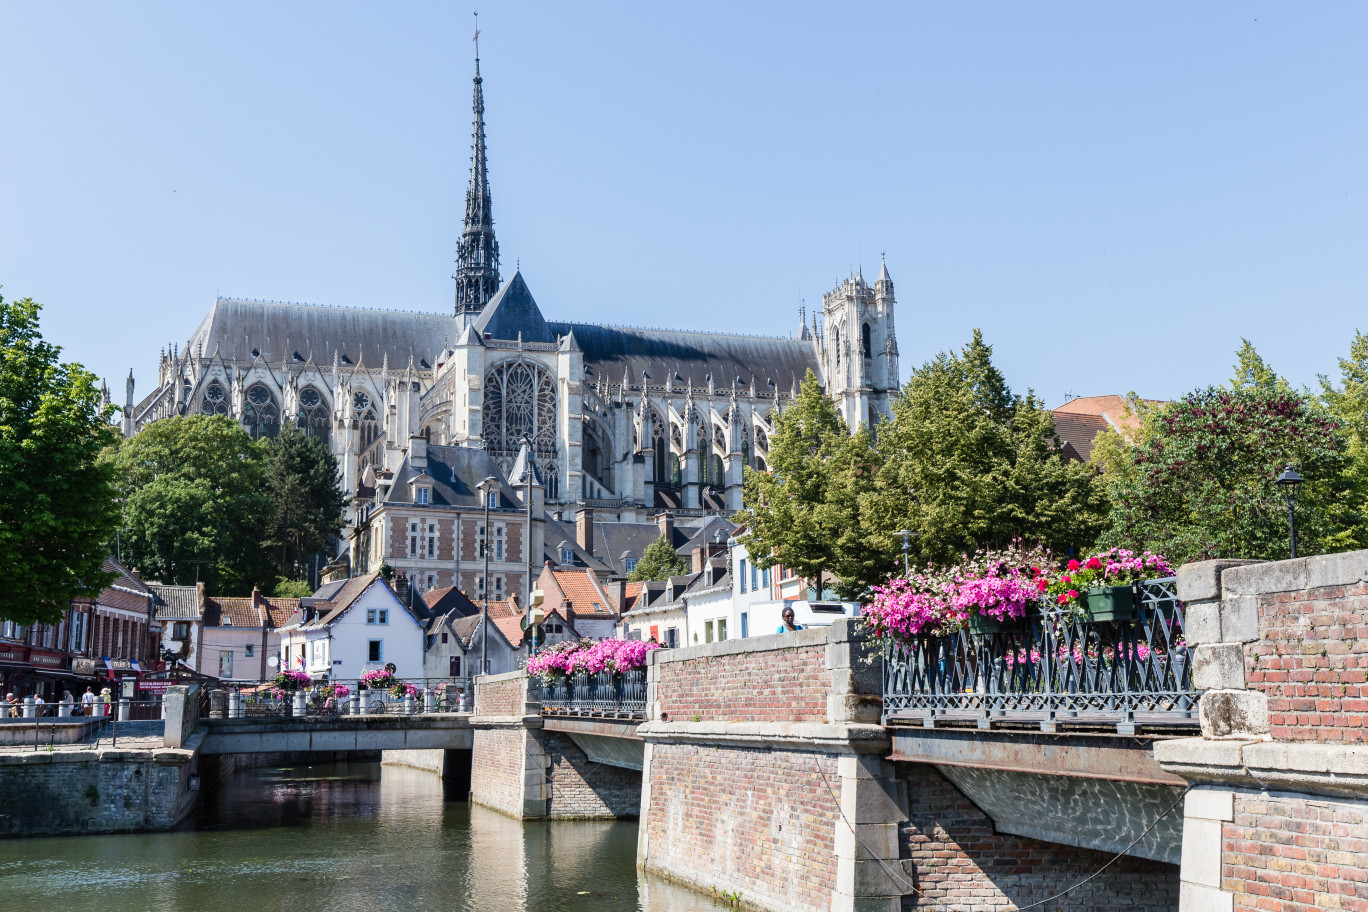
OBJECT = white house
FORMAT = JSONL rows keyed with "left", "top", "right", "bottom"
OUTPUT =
{"left": 724, "top": 538, "right": 860, "bottom": 637}
{"left": 278, "top": 573, "right": 425, "bottom": 682}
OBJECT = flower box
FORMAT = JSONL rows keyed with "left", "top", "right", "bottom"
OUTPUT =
{"left": 965, "top": 612, "right": 1003, "bottom": 635}
{"left": 1082, "top": 585, "right": 1138, "bottom": 622}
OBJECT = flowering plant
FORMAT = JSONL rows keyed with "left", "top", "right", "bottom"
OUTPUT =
{"left": 946, "top": 543, "right": 1052, "bottom": 627}
{"left": 1046, "top": 549, "right": 1173, "bottom": 611}
{"left": 863, "top": 572, "right": 956, "bottom": 640}
{"left": 273, "top": 670, "right": 311, "bottom": 692}
{"left": 322, "top": 683, "right": 350, "bottom": 700}
{"left": 360, "top": 669, "right": 396, "bottom": 691}
{"left": 525, "top": 638, "right": 660, "bottom": 684}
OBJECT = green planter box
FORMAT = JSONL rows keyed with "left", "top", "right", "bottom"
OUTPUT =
{"left": 965, "top": 613, "right": 1002, "bottom": 635}
{"left": 1083, "top": 585, "right": 1138, "bottom": 622}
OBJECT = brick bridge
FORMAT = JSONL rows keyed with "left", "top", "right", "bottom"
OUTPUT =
{"left": 460, "top": 549, "right": 1368, "bottom": 912}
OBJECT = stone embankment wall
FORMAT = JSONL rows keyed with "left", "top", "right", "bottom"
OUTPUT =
{"left": 1159, "top": 551, "right": 1368, "bottom": 912}
{"left": 0, "top": 743, "right": 198, "bottom": 837}
{"left": 542, "top": 733, "right": 640, "bottom": 818}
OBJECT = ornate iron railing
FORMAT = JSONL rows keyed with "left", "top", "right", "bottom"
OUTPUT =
{"left": 540, "top": 669, "right": 647, "bottom": 718}
{"left": 883, "top": 577, "right": 1196, "bottom": 734}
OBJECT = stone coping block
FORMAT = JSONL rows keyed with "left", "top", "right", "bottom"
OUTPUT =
{"left": 1155, "top": 736, "right": 1368, "bottom": 800}
{"left": 468, "top": 715, "right": 544, "bottom": 729}
{"left": 1221, "top": 549, "right": 1368, "bottom": 597}
{"left": 637, "top": 719, "right": 890, "bottom": 754}
{"left": 474, "top": 669, "right": 527, "bottom": 685}
{"left": 1176, "top": 560, "right": 1263, "bottom": 604}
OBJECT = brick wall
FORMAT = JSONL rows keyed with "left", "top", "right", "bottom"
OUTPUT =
{"left": 543, "top": 733, "right": 640, "bottom": 819}
{"left": 1243, "top": 581, "right": 1368, "bottom": 742}
{"left": 898, "top": 763, "right": 1179, "bottom": 910}
{"left": 0, "top": 751, "right": 198, "bottom": 837}
{"left": 1223, "top": 791, "right": 1368, "bottom": 911}
{"left": 474, "top": 674, "right": 526, "bottom": 717}
{"left": 469, "top": 728, "right": 527, "bottom": 817}
{"left": 656, "top": 642, "right": 829, "bottom": 724}
{"left": 641, "top": 743, "right": 840, "bottom": 912}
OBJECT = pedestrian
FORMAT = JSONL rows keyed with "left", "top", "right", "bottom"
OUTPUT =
{"left": 4, "top": 692, "right": 19, "bottom": 718}
{"left": 61, "top": 691, "right": 74, "bottom": 715}
{"left": 81, "top": 686, "right": 97, "bottom": 716}
{"left": 775, "top": 606, "right": 805, "bottom": 633}
{"left": 32, "top": 693, "right": 46, "bottom": 717}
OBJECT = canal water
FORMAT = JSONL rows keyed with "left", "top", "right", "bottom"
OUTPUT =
{"left": 0, "top": 760, "right": 720, "bottom": 912}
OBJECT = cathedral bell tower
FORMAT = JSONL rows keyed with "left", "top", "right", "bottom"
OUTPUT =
{"left": 818, "top": 255, "right": 899, "bottom": 431}
{"left": 453, "top": 48, "right": 501, "bottom": 326}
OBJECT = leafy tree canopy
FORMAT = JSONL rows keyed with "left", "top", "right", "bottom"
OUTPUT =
{"left": 1231, "top": 339, "right": 1290, "bottom": 394}
{"left": 273, "top": 578, "right": 314, "bottom": 598}
{"left": 106, "top": 415, "right": 274, "bottom": 591}
{"left": 1103, "top": 385, "right": 1358, "bottom": 563}
{"left": 627, "top": 534, "right": 690, "bottom": 582}
{"left": 0, "top": 293, "right": 120, "bottom": 624}
{"left": 734, "top": 369, "right": 851, "bottom": 591}
{"left": 261, "top": 423, "right": 347, "bottom": 581}
{"left": 863, "top": 330, "right": 1105, "bottom": 575}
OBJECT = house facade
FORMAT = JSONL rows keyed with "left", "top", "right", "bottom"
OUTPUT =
{"left": 278, "top": 574, "right": 424, "bottom": 681}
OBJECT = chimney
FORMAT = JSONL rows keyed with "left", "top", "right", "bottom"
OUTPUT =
{"left": 692, "top": 545, "right": 709, "bottom": 575}
{"left": 575, "top": 506, "right": 595, "bottom": 557}
{"left": 656, "top": 512, "right": 674, "bottom": 543}
{"left": 409, "top": 435, "right": 427, "bottom": 471}
{"left": 616, "top": 579, "right": 627, "bottom": 614}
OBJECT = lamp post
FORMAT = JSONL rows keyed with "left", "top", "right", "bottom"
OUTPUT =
{"left": 1276, "top": 467, "right": 1304, "bottom": 559}
{"left": 895, "top": 530, "right": 915, "bottom": 577}
{"left": 478, "top": 473, "right": 499, "bottom": 676}
{"left": 523, "top": 438, "right": 536, "bottom": 656}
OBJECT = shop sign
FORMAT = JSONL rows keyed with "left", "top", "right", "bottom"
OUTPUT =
{"left": 29, "top": 652, "right": 66, "bottom": 668}
{"left": 72, "top": 658, "right": 100, "bottom": 676}
{"left": 137, "top": 680, "right": 172, "bottom": 694}
{"left": 0, "top": 648, "right": 27, "bottom": 663}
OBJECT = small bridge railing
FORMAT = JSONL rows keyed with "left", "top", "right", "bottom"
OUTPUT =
{"left": 202, "top": 678, "right": 473, "bottom": 719}
{"left": 883, "top": 577, "right": 1197, "bottom": 734}
{"left": 539, "top": 669, "right": 647, "bottom": 719}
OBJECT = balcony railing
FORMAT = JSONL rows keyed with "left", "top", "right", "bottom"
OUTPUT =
{"left": 201, "top": 678, "right": 474, "bottom": 719}
{"left": 883, "top": 577, "right": 1196, "bottom": 734}
{"left": 539, "top": 670, "right": 647, "bottom": 719}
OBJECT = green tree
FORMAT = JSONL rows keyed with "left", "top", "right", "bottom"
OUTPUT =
{"left": 261, "top": 423, "right": 347, "bottom": 581}
{"left": 734, "top": 369, "right": 850, "bottom": 594}
{"left": 1103, "top": 386, "right": 1357, "bottom": 563}
{"left": 107, "top": 415, "right": 273, "bottom": 591}
{"left": 273, "top": 578, "right": 314, "bottom": 598}
{"left": 627, "top": 535, "right": 690, "bottom": 582}
{"left": 1320, "top": 330, "right": 1368, "bottom": 546}
{"left": 1231, "top": 339, "right": 1289, "bottom": 394}
{"left": 863, "top": 331, "right": 1105, "bottom": 573}
{"left": 0, "top": 293, "right": 120, "bottom": 625}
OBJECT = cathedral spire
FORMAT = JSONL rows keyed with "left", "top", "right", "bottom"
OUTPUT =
{"left": 453, "top": 22, "right": 501, "bottom": 323}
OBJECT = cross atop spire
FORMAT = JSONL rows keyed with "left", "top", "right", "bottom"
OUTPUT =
{"left": 453, "top": 17, "right": 501, "bottom": 323}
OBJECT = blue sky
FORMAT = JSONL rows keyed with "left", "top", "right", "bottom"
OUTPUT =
{"left": 2, "top": 2, "right": 1365, "bottom": 405}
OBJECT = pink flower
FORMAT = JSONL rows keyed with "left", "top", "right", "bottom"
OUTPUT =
{"left": 1067, "top": 559, "right": 1081, "bottom": 571}
{"left": 1085, "top": 557, "right": 1102, "bottom": 571}
{"left": 1060, "top": 574, "right": 1072, "bottom": 585}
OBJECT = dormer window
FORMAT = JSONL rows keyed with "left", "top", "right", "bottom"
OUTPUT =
{"left": 625, "top": 557, "right": 638, "bottom": 574}
{"left": 487, "top": 491, "right": 499, "bottom": 509}
{"left": 416, "top": 487, "right": 430, "bottom": 505}
{"left": 561, "top": 548, "right": 575, "bottom": 565}
{"left": 222, "top": 617, "right": 233, "bottom": 626}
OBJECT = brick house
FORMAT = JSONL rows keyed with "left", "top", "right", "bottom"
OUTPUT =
{"left": 536, "top": 563, "right": 623, "bottom": 640}
{"left": 349, "top": 437, "right": 546, "bottom": 606}
{"left": 199, "top": 589, "right": 299, "bottom": 681}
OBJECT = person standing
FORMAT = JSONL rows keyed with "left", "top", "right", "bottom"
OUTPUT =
{"left": 775, "top": 606, "right": 805, "bottom": 633}
{"left": 81, "top": 687, "right": 97, "bottom": 716}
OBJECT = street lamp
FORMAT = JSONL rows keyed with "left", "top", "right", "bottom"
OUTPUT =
{"left": 477, "top": 473, "right": 499, "bottom": 676}
{"left": 1276, "top": 467, "right": 1304, "bottom": 559}
{"left": 895, "top": 530, "right": 915, "bottom": 577}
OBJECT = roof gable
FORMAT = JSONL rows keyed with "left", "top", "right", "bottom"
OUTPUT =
{"left": 473, "top": 272, "right": 555, "bottom": 344}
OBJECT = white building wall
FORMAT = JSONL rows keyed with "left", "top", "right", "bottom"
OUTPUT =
{"left": 327, "top": 585, "right": 425, "bottom": 680}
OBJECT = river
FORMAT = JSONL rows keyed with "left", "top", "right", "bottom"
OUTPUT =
{"left": 0, "top": 760, "right": 721, "bottom": 912}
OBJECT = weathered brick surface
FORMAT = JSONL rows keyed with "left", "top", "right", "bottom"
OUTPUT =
{"left": 642, "top": 743, "right": 839, "bottom": 912}
{"left": 474, "top": 675, "right": 526, "bottom": 718}
{"left": 0, "top": 753, "right": 198, "bottom": 837}
{"left": 469, "top": 728, "right": 526, "bottom": 817}
{"left": 1223, "top": 791, "right": 1368, "bottom": 912}
{"left": 656, "top": 644, "right": 829, "bottom": 723}
{"left": 898, "top": 763, "right": 1179, "bottom": 909}
{"left": 544, "top": 733, "right": 640, "bottom": 819}
{"left": 1245, "top": 583, "right": 1368, "bottom": 742}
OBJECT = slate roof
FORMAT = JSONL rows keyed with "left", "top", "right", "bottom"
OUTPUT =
{"left": 148, "top": 583, "right": 201, "bottom": 620}
{"left": 544, "top": 514, "right": 735, "bottom": 578}
{"left": 382, "top": 445, "right": 520, "bottom": 509}
{"left": 186, "top": 298, "right": 458, "bottom": 372}
{"left": 423, "top": 586, "right": 480, "bottom": 620}
{"left": 473, "top": 272, "right": 555, "bottom": 344}
{"left": 547, "top": 322, "right": 819, "bottom": 394}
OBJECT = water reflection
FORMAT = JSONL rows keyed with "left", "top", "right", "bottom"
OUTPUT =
{"left": 0, "top": 760, "right": 719, "bottom": 912}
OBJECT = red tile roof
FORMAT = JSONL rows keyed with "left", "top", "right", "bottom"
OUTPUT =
{"left": 548, "top": 569, "right": 616, "bottom": 618}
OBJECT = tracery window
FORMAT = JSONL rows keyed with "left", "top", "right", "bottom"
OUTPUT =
{"left": 202, "top": 381, "right": 229, "bottom": 416}
{"left": 862, "top": 323, "right": 872, "bottom": 359}
{"left": 651, "top": 424, "right": 669, "bottom": 487}
{"left": 482, "top": 360, "right": 558, "bottom": 488}
{"left": 353, "top": 391, "right": 380, "bottom": 452}
{"left": 243, "top": 384, "right": 280, "bottom": 439}
{"left": 296, "top": 387, "right": 330, "bottom": 444}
